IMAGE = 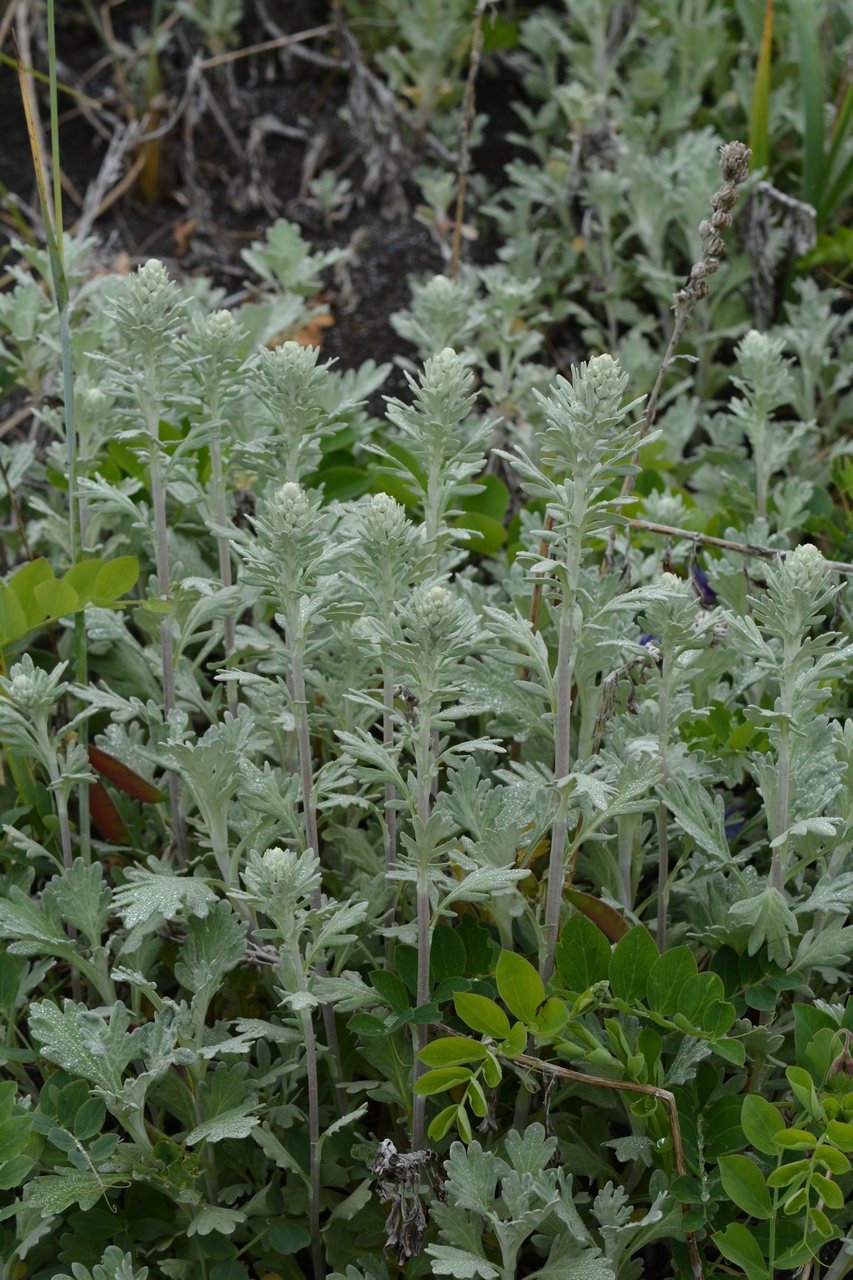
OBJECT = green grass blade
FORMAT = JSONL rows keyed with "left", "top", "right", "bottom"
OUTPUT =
{"left": 789, "top": 0, "right": 826, "bottom": 209}
{"left": 749, "top": 0, "right": 774, "bottom": 171}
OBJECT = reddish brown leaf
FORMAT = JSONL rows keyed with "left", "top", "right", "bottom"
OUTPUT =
{"left": 89, "top": 780, "right": 130, "bottom": 843}
{"left": 564, "top": 888, "right": 630, "bottom": 942}
{"left": 89, "top": 746, "right": 167, "bottom": 804}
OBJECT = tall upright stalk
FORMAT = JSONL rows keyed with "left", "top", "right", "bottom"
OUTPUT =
{"left": 17, "top": 0, "right": 92, "bottom": 863}
{"left": 412, "top": 701, "right": 434, "bottom": 1152}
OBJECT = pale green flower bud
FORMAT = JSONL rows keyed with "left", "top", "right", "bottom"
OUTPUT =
{"left": 783, "top": 542, "right": 826, "bottom": 593}
{"left": 9, "top": 672, "right": 37, "bottom": 711}
{"left": 270, "top": 482, "right": 312, "bottom": 539}
{"left": 364, "top": 493, "right": 408, "bottom": 542}
{"left": 415, "top": 585, "right": 453, "bottom": 637}
{"left": 263, "top": 846, "right": 293, "bottom": 879}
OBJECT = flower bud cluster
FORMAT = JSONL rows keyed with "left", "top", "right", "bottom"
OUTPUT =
{"left": 678, "top": 141, "right": 751, "bottom": 305}
{"left": 107, "top": 260, "right": 185, "bottom": 360}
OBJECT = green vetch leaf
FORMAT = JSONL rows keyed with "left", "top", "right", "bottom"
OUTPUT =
{"left": 609, "top": 926, "right": 658, "bottom": 1003}
{"left": 33, "top": 576, "right": 80, "bottom": 621}
{"left": 418, "top": 1038, "right": 489, "bottom": 1068}
{"left": 741, "top": 1094, "right": 785, "bottom": 1156}
{"left": 714, "top": 1222, "right": 767, "bottom": 1280}
{"left": 91, "top": 556, "right": 140, "bottom": 603}
{"left": 0, "top": 582, "right": 28, "bottom": 644}
{"left": 370, "top": 969, "right": 410, "bottom": 1015}
{"left": 8, "top": 558, "right": 54, "bottom": 627}
{"left": 431, "top": 925, "right": 467, "bottom": 986}
{"left": 454, "top": 513, "right": 506, "bottom": 556}
{"left": 414, "top": 1067, "right": 473, "bottom": 1096}
{"left": 646, "top": 947, "right": 698, "bottom": 1016}
{"left": 718, "top": 1154, "right": 773, "bottom": 1219}
{"left": 555, "top": 913, "right": 611, "bottom": 991}
{"left": 267, "top": 1220, "right": 311, "bottom": 1255}
{"left": 495, "top": 950, "right": 543, "bottom": 1024}
{"left": 454, "top": 992, "right": 510, "bottom": 1041}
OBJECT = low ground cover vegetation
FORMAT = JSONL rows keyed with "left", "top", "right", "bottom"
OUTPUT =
{"left": 3, "top": 2, "right": 853, "bottom": 1279}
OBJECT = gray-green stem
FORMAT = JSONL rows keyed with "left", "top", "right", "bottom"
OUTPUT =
{"left": 289, "top": 938, "right": 323, "bottom": 1280}
{"left": 770, "top": 654, "right": 795, "bottom": 894}
{"left": 542, "top": 560, "right": 580, "bottom": 983}
{"left": 210, "top": 435, "right": 237, "bottom": 716}
{"left": 148, "top": 443, "right": 187, "bottom": 865}
{"left": 287, "top": 616, "right": 347, "bottom": 1115}
{"left": 412, "top": 701, "right": 434, "bottom": 1152}
{"left": 656, "top": 650, "right": 672, "bottom": 951}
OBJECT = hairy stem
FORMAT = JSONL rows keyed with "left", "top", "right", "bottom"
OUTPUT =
{"left": 542, "top": 578, "right": 577, "bottom": 983}
{"left": 210, "top": 435, "right": 237, "bottom": 716}
{"left": 290, "top": 939, "right": 323, "bottom": 1280}
{"left": 288, "top": 621, "right": 347, "bottom": 1114}
{"left": 412, "top": 702, "right": 433, "bottom": 1151}
{"left": 656, "top": 650, "right": 671, "bottom": 951}
{"left": 148, "top": 443, "right": 187, "bottom": 865}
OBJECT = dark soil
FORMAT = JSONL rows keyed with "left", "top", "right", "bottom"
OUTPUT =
{"left": 0, "top": 1, "right": 523, "bottom": 415}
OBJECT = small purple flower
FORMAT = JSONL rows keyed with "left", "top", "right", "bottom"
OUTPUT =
{"left": 724, "top": 799, "right": 747, "bottom": 840}
{"left": 691, "top": 561, "right": 717, "bottom": 607}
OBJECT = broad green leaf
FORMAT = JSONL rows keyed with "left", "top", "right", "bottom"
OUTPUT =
{"left": 676, "top": 971, "right": 725, "bottom": 1028}
{"left": 370, "top": 970, "right": 410, "bottom": 1015}
{"left": 532, "top": 997, "right": 568, "bottom": 1037}
{"left": 0, "top": 1115, "right": 32, "bottom": 1162}
{"left": 92, "top": 557, "right": 139, "bottom": 602}
{"left": 826, "top": 1119, "right": 853, "bottom": 1152}
{"left": 428, "top": 1104, "right": 460, "bottom": 1142}
{"left": 33, "top": 577, "right": 80, "bottom": 620}
{"left": 418, "top": 1038, "right": 488, "bottom": 1068}
{"left": 0, "top": 583, "right": 28, "bottom": 644}
{"left": 812, "top": 1171, "right": 843, "bottom": 1209}
{"left": 62, "top": 559, "right": 104, "bottom": 601}
{"left": 268, "top": 1220, "right": 311, "bottom": 1255}
{"left": 454, "top": 513, "right": 506, "bottom": 556}
{"left": 646, "top": 947, "right": 697, "bottom": 1015}
{"left": 9, "top": 558, "right": 54, "bottom": 627}
{"left": 555, "top": 913, "right": 611, "bottom": 991}
{"left": 431, "top": 925, "right": 467, "bottom": 985}
{"left": 460, "top": 475, "right": 509, "bottom": 520}
{"left": 718, "top": 1154, "right": 773, "bottom": 1219}
{"left": 454, "top": 992, "right": 510, "bottom": 1041}
{"left": 609, "top": 927, "right": 658, "bottom": 1004}
{"left": 713, "top": 1222, "right": 767, "bottom": 1280}
{"left": 414, "top": 1067, "right": 473, "bottom": 1096}
{"left": 0, "top": 1153, "right": 32, "bottom": 1190}
{"left": 495, "top": 950, "right": 543, "bottom": 1024}
{"left": 741, "top": 1094, "right": 785, "bottom": 1156}
{"left": 501, "top": 1021, "right": 526, "bottom": 1057}
{"left": 786, "top": 1066, "right": 821, "bottom": 1120}
{"left": 774, "top": 1128, "right": 816, "bottom": 1150}
{"left": 818, "top": 1146, "right": 850, "bottom": 1175}
{"left": 767, "top": 1159, "right": 810, "bottom": 1188}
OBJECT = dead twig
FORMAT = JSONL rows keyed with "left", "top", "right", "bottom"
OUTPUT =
{"left": 603, "top": 142, "right": 752, "bottom": 570}
{"left": 449, "top": 0, "right": 490, "bottom": 280}
{"left": 626, "top": 517, "right": 853, "bottom": 577}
